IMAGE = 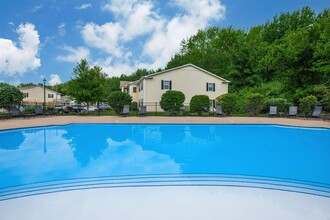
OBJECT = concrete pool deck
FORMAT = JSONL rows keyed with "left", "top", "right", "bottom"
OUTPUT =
{"left": 1, "top": 116, "right": 329, "bottom": 220}
{"left": 0, "top": 115, "right": 329, "bottom": 130}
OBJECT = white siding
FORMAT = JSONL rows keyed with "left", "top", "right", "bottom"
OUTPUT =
{"left": 20, "top": 87, "right": 61, "bottom": 104}
{"left": 144, "top": 67, "right": 228, "bottom": 105}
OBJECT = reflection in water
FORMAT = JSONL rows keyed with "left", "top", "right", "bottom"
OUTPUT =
{"left": 0, "top": 130, "right": 25, "bottom": 150}
{"left": 190, "top": 125, "right": 214, "bottom": 140}
{"left": 43, "top": 129, "right": 47, "bottom": 154}
{"left": 160, "top": 125, "right": 186, "bottom": 144}
{"left": 63, "top": 126, "right": 109, "bottom": 167}
{"left": 0, "top": 124, "right": 329, "bottom": 189}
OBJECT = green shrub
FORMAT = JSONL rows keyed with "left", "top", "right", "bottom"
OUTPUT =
{"left": 190, "top": 95, "right": 210, "bottom": 115}
{"left": 264, "top": 97, "right": 291, "bottom": 113}
{"left": 0, "top": 83, "right": 23, "bottom": 108}
{"left": 299, "top": 95, "right": 319, "bottom": 115}
{"left": 108, "top": 91, "right": 132, "bottom": 114}
{"left": 216, "top": 94, "right": 238, "bottom": 115}
{"left": 160, "top": 90, "right": 185, "bottom": 114}
{"left": 245, "top": 93, "right": 265, "bottom": 115}
{"left": 131, "top": 101, "right": 138, "bottom": 111}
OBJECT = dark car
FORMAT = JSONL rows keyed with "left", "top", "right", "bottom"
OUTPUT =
{"left": 57, "top": 105, "right": 73, "bottom": 114}
{"left": 71, "top": 104, "right": 85, "bottom": 112}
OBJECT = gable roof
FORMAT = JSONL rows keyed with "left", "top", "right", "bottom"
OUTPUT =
{"left": 139, "top": 63, "right": 230, "bottom": 83}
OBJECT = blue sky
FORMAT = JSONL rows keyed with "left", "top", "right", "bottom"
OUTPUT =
{"left": 0, "top": 0, "right": 329, "bottom": 86}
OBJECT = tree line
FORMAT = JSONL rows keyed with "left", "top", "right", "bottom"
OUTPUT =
{"left": 165, "top": 7, "right": 329, "bottom": 112}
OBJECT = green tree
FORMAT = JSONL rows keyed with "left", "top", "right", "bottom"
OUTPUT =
{"left": 160, "top": 90, "right": 185, "bottom": 114}
{"left": 164, "top": 7, "right": 330, "bottom": 113}
{"left": 66, "top": 59, "right": 109, "bottom": 109}
{"left": 18, "top": 82, "right": 38, "bottom": 88}
{"left": 245, "top": 93, "right": 265, "bottom": 115}
{"left": 264, "top": 97, "right": 290, "bottom": 113}
{"left": 299, "top": 95, "right": 319, "bottom": 115}
{"left": 108, "top": 91, "right": 132, "bottom": 114}
{"left": 190, "top": 95, "right": 210, "bottom": 115}
{"left": 0, "top": 83, "right": 24, "bottom": 109}
{"left": 216, "top": 94, "right": 238, "bottom": 115}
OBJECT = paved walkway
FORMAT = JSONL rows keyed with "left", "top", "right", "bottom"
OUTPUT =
{"left": 0, "top": 115, "right": 329, "bottom": 130}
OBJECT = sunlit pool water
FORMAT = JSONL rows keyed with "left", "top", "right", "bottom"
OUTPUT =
{"left": 0, "top": 124, "right": 329, "bottom": 200}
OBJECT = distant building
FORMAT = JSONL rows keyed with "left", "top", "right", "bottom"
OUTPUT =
{"left": 19, "top": 86, "right": 61, "bottom": 105}
{"left": 120, "top": 64, "right": 229, "bottom": 111}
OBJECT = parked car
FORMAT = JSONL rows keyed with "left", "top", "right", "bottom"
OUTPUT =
{"left": 99, "top": 104, "right": 108, "bottom": 110}
{"left": 71, "top": 104, "right": 85, "bottom": 113}
{"left": 57, "top": 105, "right": 72, "bottom": 114}
{"left": 83, "top": 106, "right": 98, "bottom": 112}
{"left": 0, "top": 108, "right": 9, "bottom": 113}
{"left": 55, "top": 105, "right": 63, "bottom": 111}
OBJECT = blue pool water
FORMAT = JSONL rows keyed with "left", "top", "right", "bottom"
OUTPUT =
{"left": 0, "top": 124, "right": 329, "bottom": 199}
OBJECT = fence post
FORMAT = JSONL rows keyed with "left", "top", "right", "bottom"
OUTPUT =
{"left": 155, "top": 102, "right": 157, "bottom": 116}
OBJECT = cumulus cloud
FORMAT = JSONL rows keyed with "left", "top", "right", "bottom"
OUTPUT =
{"left": 102, "top": 0, "right": 136, "bottom": 16}
{"left": 0, "top": 23, "right": 41, "bottom": 76}
{"left": 143, "top": 0, "right": 225, "bottom": 68}
{"left": 76, "top": 3, "right": 92, "bottom": 10}
{"left": 49, "top": 74, "right": 62, "bottom": 86}
{"left": 81, "top": 22, "right": 123, "bottom": 57}
{"left": 75, "top": 0, "right": 225, "bottom": 76}
{"left": 122, "top": 1, "right": 162, "bottom": 40}
{"left": 172, "top": 0, "right": 225, "bottom": 21}
{"left": 56, "top": 46, "right": 90, "bottom": 63}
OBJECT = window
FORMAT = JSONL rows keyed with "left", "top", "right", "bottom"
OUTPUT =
{"left": 48, "top": 94, "right": 54, "bottom": 98}
{"left": 161, "top": 80, "right": 172, "bottom": 90}
{"left": 139, "top": 83, "right": 143, "bottom": 91}
{"left": 206, "top": 83, "right": 215, "bottom": 92}
{"left": 23, "top": 93, "right": 28, "bottom": 98}
{"left": 133, "top": 87, "right": 137, "bottom": 93}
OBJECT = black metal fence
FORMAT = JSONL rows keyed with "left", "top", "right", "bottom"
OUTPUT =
{"left": 132, "top": 102, "right": 216, "bottom": 116}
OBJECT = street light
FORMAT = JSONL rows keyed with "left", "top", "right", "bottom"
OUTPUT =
{"left": 55, "top": 83, "right": 58, "bottom": 105}
{"left": 43, "top": 78, "right": 46, "bottom": 110}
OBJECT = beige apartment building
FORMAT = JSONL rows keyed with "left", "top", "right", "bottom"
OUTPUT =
{"left": 19, "top": 86, "right": 61, "bottom": 105}
{"left": 120, "top": 64, "right": 229, "bottom": 111}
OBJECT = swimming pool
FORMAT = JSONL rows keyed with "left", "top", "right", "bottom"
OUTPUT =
{"left": 0, "top": 124, "right": 329, "bottom": 200}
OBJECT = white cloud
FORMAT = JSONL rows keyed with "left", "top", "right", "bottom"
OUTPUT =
{"left": 8, "top": 22, "right": 15, "bottom": 27}
{"left": 143, "top": 0, "right": 226, "bottom": 68}
{"left": 81, "top": 22, "right": 123, "bottom": 57}
{"left": 98, "top": 62, "right": 136, "bottom": 77}
{"left": 76, "top": 3, "right": 92, "bottom": 10}
{"left": 76, "top": 0, "right": 226, "bottom": 77}
{"left": 122, "top": 1, "right": 162, "bottom": 40}
{"left": 31, "top": 4, "right": 43, "bottom": 13}
{"left": 49, "top": 74, "right": 62, "bottom": 86}
{"left": 172, "top": 0, "right": 225, "bottom": 21}
{"left": 56, "top": 46, "right": 90, "bottom": 63}
{"left": 58, "top": 23, "right": 66, "bottom": 36}
{"left": 0, "top": 23, "right": 41, "bottom": 76}
{"left": 102, "top": 0, "right": 137, "bottom": 16}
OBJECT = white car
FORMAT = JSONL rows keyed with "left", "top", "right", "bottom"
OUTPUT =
{"left": 83, "top": 106, "right": 98, "bottom": 112}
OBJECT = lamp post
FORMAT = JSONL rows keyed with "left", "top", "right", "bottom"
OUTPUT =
{"left": 43, "top": 78, "right": 46, "bottom": 110}
{"left": 55, "top": 83, "right": 58, "bottom": 105}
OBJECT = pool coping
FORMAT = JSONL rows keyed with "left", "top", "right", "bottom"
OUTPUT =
{"left": 1, "top": 115, "right": 329, "bottom": 130}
